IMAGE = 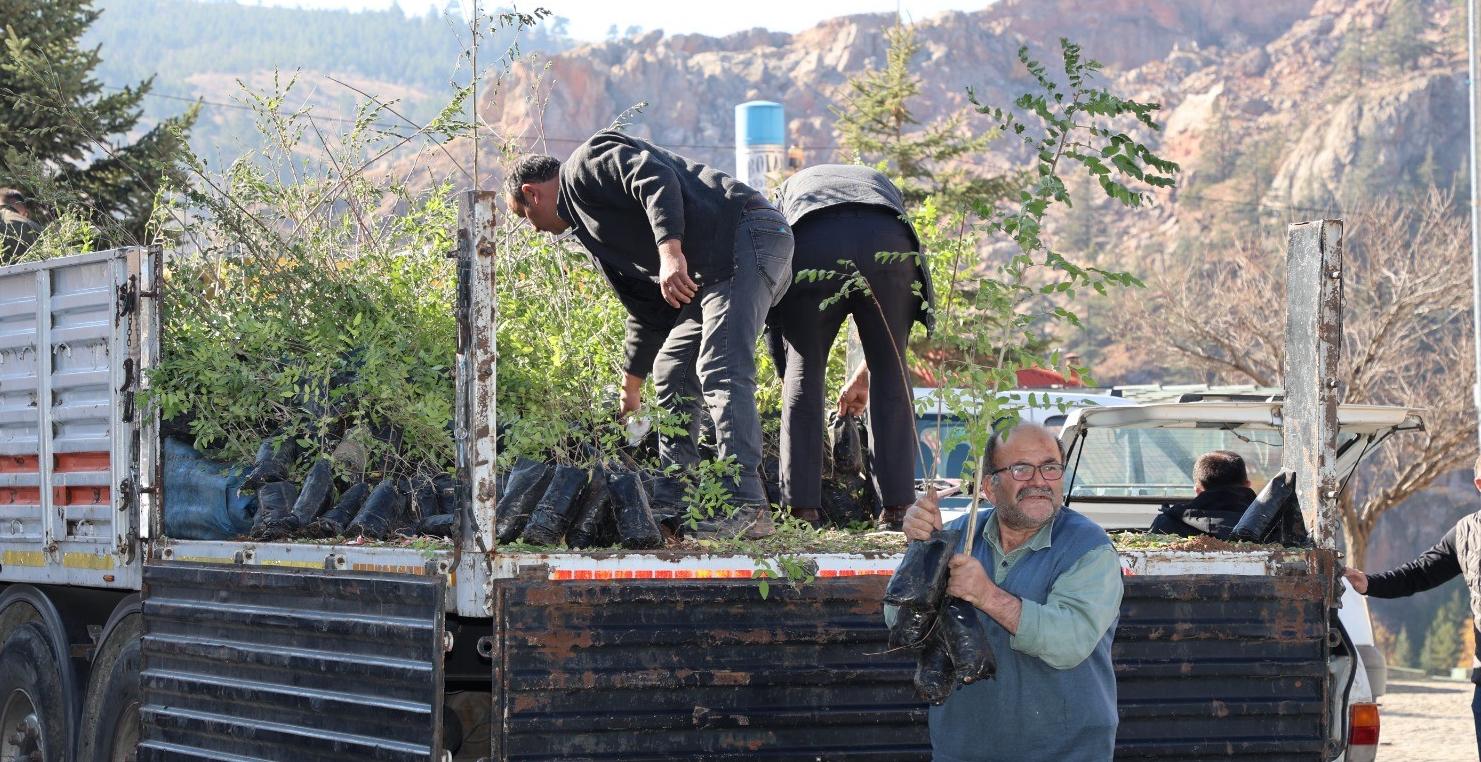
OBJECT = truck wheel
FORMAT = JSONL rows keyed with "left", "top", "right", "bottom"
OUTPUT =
{"left": 0, "top": 622, "right": 67, "bottom": 762}
{"left": 79, "top": 611, "right": 141, "bottom": 762}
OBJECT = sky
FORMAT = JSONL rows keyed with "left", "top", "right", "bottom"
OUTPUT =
{"left": 227, "top": 0, "right": 991, "bottom": 42}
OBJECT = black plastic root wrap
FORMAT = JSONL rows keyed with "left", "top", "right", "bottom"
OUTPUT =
{"left": 433, "top": 473, "right": 457, "bottom": 516}
{"left": 831, "top": 413, "right": 867, "bottom": 476}
{"left": 914, "top": 630, "right": 956, "bottom": 705}
{"left": 306, "top": 481, "right": 369, "bottom": 538}
{"left": 248, "top": 481, "right": 300, "bottom": 539}
{"left": 889, "top": 605, "right": 937, "bottom": 651}
{"left": 241, "top": 435, "right": 300, "bottom": 491}
{"left": 884, "top": 529, "right": 959, "bottom": 610}
{"left": 565, "top": 468, "right": 612, "bottom": 549}
{"left": 495, "top": 459, "right": 553, "bottom": 543}
{"left": 411, "top": 478, "right": 441, "bottom": 522}
{"left": 348, "top": 480, "right": 406, "bottom": 540}
{"left": 521, "top": 466, "right": 589, "bottom": 546}
{"left": 417, "top": 513, "right": 456, "bottom": 538}
{"left": 286, "top": 459, "right": 334, "bottom": 527}
{"left": 940, "top": 596, "right": 997, "bottom": 686}
{"left": 606, "top": 469, "right": 662, "bottom": 549}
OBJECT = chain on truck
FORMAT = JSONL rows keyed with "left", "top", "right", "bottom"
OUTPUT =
{"left": 0, "top": 195, "right": 1395, "bottom": 761}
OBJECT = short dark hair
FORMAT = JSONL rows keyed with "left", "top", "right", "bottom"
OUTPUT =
{"left": 505, "top": 155, "right": 561, "bottom": 206}
{"left": 1194, "top": 450, "right": 1247, "bottom": 490}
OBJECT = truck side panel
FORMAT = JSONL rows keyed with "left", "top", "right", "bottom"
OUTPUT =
{"left": 137, "top": 562, "right": 447, "bottom": 761}
{"left": 493, "top": 574, "right": 930, "bottom": 761}
{"left": 0, "top": 249, "right": 147, "bottom": 589}
{"left": 1115, "top": 562, "right": 1335, "bottom": 760}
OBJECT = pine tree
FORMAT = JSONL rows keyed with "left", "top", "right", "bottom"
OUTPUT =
{"left": 1392, "top": 626, "right": 1414, "bottom": 668}
{"left": 0, "top": 0, "right": 197, "bottom": 246}
{"left": 1376, "top": 0, "right": 1433, "bottom": 71}
{"left": 832, "top": 24, "right": 1015, "bottom": 209}
{"left": 1420, "top": 591, "right": 1465, "bottom": 675}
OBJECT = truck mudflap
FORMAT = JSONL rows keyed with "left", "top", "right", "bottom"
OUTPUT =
{"left": 1113, "top": 549, "right": 1339, "bottom": 761}
{"left": 137, "top": 561, "right": 446, "bottom": 761}
{"left": 491, "top": 571, "right": 929, "bottom": 761}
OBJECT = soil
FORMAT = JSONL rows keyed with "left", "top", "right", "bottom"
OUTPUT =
{"left": 1380, "top": 678, "right": 1475, "bottom": 761}
{"left": 1111, "top": 531, "right": 1284, "bottom": 552}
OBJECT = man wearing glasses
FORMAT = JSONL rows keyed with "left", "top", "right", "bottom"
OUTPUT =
{"left": 902, "top": 422, "right": 1123, "bottom": 761}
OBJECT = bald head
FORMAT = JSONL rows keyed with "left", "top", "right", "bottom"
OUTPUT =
{"left": 986, "top": 422, "right": 1066, "bottom": 532}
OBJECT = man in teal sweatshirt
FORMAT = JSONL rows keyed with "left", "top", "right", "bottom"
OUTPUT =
{"left": 901, "top": 422, "right": 1123, "bottom": 761}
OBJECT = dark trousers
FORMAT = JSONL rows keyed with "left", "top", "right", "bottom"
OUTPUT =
{"left": 770, "top": 206, "right": 922, "bottom": 508}
{"left": 1472, "top": 683, "right": 1480, "bottom": 760}
{"left": 651, "top": 205, "right": 793, "bottom": 506}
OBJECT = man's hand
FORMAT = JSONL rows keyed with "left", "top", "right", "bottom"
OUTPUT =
{"left": 947, "top": 553, "right": 993, "bottom": 609}
{"left": 1342, "top": 567, "right": 1369, "bottom": 595}
{"left": 619, "top": 372, "right": 644, "bottom": 419}
{"left": 657, "top": 239, "right": 698, "bottom": 307}
{"left": 902, "top": 490, "right": 943, "bottom": 542}
{"left": 837, "top": 366, "right": 870, "bottom": 417}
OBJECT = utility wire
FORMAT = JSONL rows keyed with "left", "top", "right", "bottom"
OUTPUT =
{"left": 111, "top": 83, "right": 849, "bottom": 152}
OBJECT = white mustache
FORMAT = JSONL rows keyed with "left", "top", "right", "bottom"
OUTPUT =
{"left": 1017, "top": 487, "right": 1053, "bottom": 500}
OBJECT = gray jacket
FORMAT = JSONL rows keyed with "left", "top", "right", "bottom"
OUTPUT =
{"left": 773, "top": 164, "right": 935, "bottom": 332}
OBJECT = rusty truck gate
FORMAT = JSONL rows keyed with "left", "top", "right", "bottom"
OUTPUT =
{"left": 490, "top": 573, "right": 931, "bottom": 761}
{"left": 1114, "top": 551, "right": 1339, "bottom": 760}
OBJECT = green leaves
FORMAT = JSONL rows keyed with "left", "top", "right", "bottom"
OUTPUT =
{"left": 904, "top": 37, "right": 1181, "bottom": 472}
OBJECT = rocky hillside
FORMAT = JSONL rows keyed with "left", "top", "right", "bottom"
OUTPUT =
{"left": 456, "top": 0, "right": 1318, "bottom": 175}
{"left": 427, "top": 0, "right": 1461, "bottom": 255}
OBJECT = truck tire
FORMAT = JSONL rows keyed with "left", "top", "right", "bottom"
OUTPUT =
{"left": 78, "top": 609, "right": 141, "bottom": 762}
{"left": 0, "top": 621, "right": 68, "bottom": 762}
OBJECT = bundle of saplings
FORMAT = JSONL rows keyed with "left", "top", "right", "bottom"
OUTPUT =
{"left": 885, "top": 525, "right": 996, "bottom": 703}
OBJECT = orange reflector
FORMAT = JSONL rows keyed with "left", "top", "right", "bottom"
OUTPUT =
{"left": 1349, "top": 702, "right": 1380, "bottom": 746}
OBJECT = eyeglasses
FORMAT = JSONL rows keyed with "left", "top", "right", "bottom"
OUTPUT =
{"left": 991, "top": 462, "right": 1066, "bottom": 482}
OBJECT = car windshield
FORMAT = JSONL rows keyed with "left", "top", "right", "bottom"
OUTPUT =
{"left": 1065, "top": 425, "right": 1359, "bottom": 499}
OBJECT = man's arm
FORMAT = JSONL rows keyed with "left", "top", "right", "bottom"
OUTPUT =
{"left": 1011, "top": 545, "right": 1123, "bottom": 669}
{"left": 1360, "top": 528, "right": 1460, "bottom": 598}
{"left": 946, "top": 543, "right": 1123, "bottom": 670}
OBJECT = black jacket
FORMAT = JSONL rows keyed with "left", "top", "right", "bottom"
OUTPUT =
{"left": 1148, "top": 484, "right": 1257, "bottom": 539}
{"left": 773, "top": 164, "right": 935, "bottom": 332}
{"left": 557, "top": 131, "right": 758, "bottom": 377}
{"left": 1364, "top": 524, "right": 1481, "bottom": 681}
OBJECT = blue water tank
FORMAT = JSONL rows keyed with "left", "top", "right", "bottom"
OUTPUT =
{"left": 735, "top": 101, "right": 785, "bottom": 148}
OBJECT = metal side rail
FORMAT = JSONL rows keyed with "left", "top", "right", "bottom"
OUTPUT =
{"left": 138, "top": 561, "right": 447, "bottom": 761}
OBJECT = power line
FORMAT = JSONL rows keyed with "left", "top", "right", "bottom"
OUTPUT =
{"left": 113, "top": 84, "right": 848, "bottom": 152}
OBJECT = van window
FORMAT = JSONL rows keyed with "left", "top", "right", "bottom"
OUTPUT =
{"left": 1066, "top": 426, "right": 1357, "bottom": 499}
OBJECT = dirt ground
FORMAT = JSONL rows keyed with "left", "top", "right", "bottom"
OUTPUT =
{"left": 1381, "top": 679, "right": 1475, "bottom": 761}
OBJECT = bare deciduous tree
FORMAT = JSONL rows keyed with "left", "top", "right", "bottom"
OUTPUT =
{"left": 1115, "top": 189, "right": 1476, "bottom": 566}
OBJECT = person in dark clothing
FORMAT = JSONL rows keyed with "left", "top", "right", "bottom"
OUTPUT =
{"left": 1345, "top": 455, "right": 1481, "bottom": 758}
{"left": 766, "top": 165, "right": 933, "bottom": 530}
{"left": 506, "top": 131, "right": 793, "bottom": 538}
{"left": 1148, "top": 450, "right": 1257, "bottom": 538}
{"left": 0, "top": 189, "right": 41, "bottom": 264}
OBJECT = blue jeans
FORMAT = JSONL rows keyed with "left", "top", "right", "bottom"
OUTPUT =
{"left": 651, "top": 205, "right": 793, "bottom": 506}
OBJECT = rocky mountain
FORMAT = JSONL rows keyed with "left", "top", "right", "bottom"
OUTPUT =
{"left": 459, "top": 0, "right": 1318, "bottom": 175}
{"left": 425, "top": 0, "right": 1462, "bottom": 247}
